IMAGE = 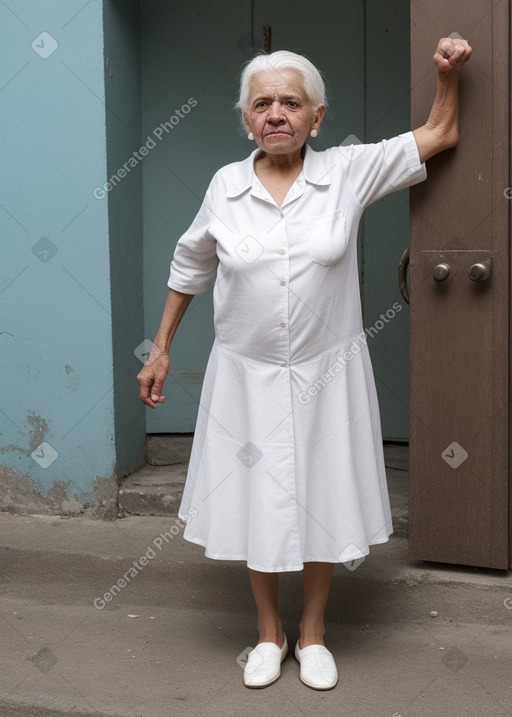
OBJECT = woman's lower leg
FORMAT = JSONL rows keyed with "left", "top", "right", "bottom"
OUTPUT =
{"left": 299, "top": 562, "right": 334, "bottom": 648}
{"left": 248, "top": 568, "right": 284, "bottom": 646}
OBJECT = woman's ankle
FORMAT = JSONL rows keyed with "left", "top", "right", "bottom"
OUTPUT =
{"left": 257, "top": 622, "right": 284, "bottom": 646}
{"left": 298, "top": 622, "right": 325, "bottom": 648}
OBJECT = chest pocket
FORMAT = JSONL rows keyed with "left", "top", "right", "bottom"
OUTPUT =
{"left": 305, "top": 208, "right": 347, "bottom": 267}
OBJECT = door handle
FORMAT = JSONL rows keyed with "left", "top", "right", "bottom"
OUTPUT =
{"left": 468, "top": 258, "right": 492, "bottom": 282}
{"left": 398, "top": 247, "right": 410, "bottom": 304}
{"left": 433, "top": 263, "right": 451, "bottom": 281}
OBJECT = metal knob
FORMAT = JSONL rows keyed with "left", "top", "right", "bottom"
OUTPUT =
{"left": 433, "top": 263, "right": 451, "bottom": 281}
{"left": 468, "top": 258, "right": 492, "bottom": 282}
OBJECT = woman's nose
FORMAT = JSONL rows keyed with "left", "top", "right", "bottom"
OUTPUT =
{"left": 267, "top": 101, "right": 284, "bottom": 122}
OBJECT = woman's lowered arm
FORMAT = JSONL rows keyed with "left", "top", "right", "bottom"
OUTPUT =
{"left": 137, "top": 288, "right": 194, "bottom": 409}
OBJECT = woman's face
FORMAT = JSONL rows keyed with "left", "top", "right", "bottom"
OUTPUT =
{"left": 243, "top": 68, "right": 325, "bottom": 157}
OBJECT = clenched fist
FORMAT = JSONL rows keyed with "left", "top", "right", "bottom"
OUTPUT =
{"left": 433, "top": 37, "right": 472, "bottom": 73}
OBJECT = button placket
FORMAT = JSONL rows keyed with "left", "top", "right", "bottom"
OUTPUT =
{"left": 276, "top": 212, "right": 290, "bottom": 367}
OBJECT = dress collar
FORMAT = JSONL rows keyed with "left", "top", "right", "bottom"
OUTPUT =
{"left": 225, "top": 144, "right": 333, "bottom": 198}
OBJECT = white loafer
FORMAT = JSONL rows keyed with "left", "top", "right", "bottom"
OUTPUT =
{"left": 243, "top": 634, "right": 288, "bottom": 688}
{"left": 294, "top": 640, "right": 338, "bottom": 690}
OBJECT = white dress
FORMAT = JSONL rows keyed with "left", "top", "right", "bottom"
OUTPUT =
{"left": 169, "top": 132, "right": 426, "bottom": 572}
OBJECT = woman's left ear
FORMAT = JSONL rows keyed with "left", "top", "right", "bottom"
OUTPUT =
{"left": 242, "top": 112, "right": 251, "bottom": 133}
{"left": 313, "top": 104, "right": 326, "bottom": 132}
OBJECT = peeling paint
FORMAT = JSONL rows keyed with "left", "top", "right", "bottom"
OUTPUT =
{"left": 46, "top": 480, "right": 71, "bottom": 505}
{"left": 0, "top": 444, "right": 23, "bottom": 456}
{"left": 27, "top": 412, "right": 49, "bottom": 452}
{"left": 0, "top": 463, "right": 119, "bottom": 519}
{"left": 0, "top": 464, "right": 51, "bottom": 514}
{"left": 93, "top": 473, "right": 119, "bottom": 520}
{"left": 2, "top": 412, "right": 50, "bottom": 457}
{"left": 65, "top": 365, "right": 80, "bottom": 392}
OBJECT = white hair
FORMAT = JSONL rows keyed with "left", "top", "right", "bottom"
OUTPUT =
{"left": 236, "top": 50, "right": 327, "bottom": 112}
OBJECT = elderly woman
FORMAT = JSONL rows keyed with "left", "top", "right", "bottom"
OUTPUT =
{"left": 138, "top": 37, "right": 471, "bottom": 690}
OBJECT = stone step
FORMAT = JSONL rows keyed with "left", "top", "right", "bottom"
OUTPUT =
{"left": 119, "top": 442, "right": 410, "bottom": 533}
{"left": 145, "top": 433, "right": 193, "bottom": 465}
{"left": 118, "top": 462, "right": 187, "bottom": 517}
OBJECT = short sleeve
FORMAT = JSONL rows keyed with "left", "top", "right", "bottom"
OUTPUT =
{"left": 342, "top": 131, "right": 427, "bottom": 209}
{"left": 167, "top": 178, "right": 219, "bottom": 294}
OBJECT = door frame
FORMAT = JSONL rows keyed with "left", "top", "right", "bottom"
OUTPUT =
{"left": 408, "top": 0, "right": 511, "bottom": 569}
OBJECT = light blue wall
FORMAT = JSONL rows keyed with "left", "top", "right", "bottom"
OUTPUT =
{"left": 0, "top": 0, "right": 143, "bottom": 515}
{"left": 103, "top": 0, "right": 146, "bottom": 475}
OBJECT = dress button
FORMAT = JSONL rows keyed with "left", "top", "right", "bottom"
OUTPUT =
{"left": 279, "top": 249, "right": 286, "bottom": 255}
{"left": 281, "top": 362, "right": 289, "bottom": 367}
{"left": 279, "top": 322, "right": 286, "bottom": 328}
{"left": 280, "top": 213, "right": 284, "bottom": 219}
{"left": 280, "top": 280, "right": 286, "bottom": 286}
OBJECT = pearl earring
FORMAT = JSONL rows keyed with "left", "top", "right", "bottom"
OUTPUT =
{"left": 247, "top": 132, "right": 254, "bottom": 140}
{"left": 310, "top": 129, "right": 318, "bottom": 138}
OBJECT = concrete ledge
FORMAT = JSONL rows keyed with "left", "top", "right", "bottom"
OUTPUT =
{"left": 118, "top": 463, "right": 187, "bottom": 516}
{"left": 145, "top": 434, "right": 193, "bottom": 465}
{"left": 0, "top": 514, "right": 508, "bottom": 596}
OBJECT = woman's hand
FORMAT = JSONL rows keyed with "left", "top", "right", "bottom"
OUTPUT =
{"left": 137, "top": 289, "right": 195, "bottom": 409}
{"left": 433, "top": 37, "right": 472, "bottom": 73}
{"left": 137, "top": 345, "right": 170, "bottom": 409}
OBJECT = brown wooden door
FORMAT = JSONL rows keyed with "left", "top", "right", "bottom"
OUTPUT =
{"left": 408, "top": 0, "right": 510, "bottom": 568}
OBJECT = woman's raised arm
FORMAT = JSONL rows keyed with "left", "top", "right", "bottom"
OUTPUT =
{"left": 413, "top": 36, "right": 472, "bottom": 164}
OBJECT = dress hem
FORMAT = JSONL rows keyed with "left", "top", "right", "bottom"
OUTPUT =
{"left": 180, "top": 531, "right": 393, "bottom": 573}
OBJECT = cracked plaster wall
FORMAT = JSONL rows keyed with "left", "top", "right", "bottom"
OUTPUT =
{"left": 1, "top": 1, "right": 145, "bottom": 516}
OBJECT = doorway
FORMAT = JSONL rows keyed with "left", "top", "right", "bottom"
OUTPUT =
{"left": 140, "top": 0, "right": 412, "bottom": 439}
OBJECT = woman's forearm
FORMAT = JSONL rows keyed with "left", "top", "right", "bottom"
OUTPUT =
{"left": 153, "top": 288, "right": 195, "bottom": 354}
{"left": 413, "top": 71, "right": 460, "bottom": 163}
{"left": 413, "top": 37, "right": 471, "bottom": 164}
{"left": 137, "top": 288, "right": 194, "bottom": 408}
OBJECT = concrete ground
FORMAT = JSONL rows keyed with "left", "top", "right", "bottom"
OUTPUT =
{"left": 0, "top": 446, "right": 511, "bottom": 716}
